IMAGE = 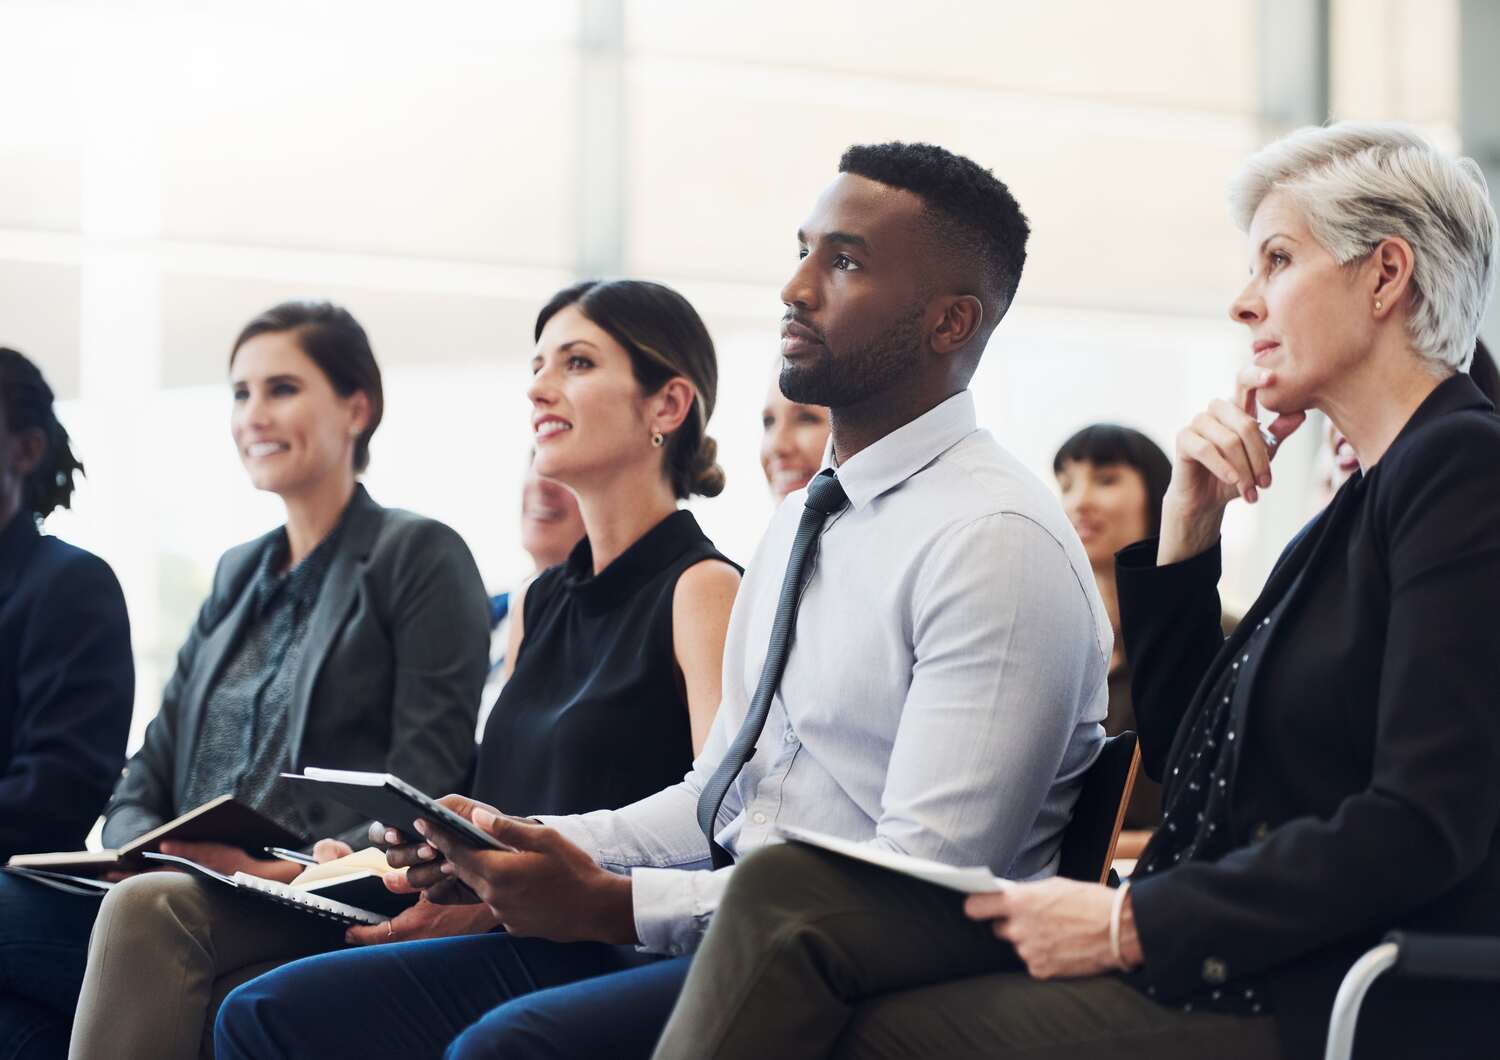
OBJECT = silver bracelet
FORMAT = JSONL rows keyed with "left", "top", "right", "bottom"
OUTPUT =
{"left": 1109, "top": 880, "right": 1132, "bottom": 970}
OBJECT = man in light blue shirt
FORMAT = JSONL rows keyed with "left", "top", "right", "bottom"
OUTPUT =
{"left": 214, "top": 141, "right": 1109, "bottom": 1060}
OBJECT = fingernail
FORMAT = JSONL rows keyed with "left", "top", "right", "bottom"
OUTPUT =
{"left": 1245, "top": 487, "right": 1258, "bottom": 503}
{"left": 418, "top": 845, "right": 434, "bottom": 861}
{"left": 1259, "top": 473, "right": 1271, "bottom": 488}
{"left": 440, "top": 861, "right": 454, "bottom": 875}
{"left": 413, "top": 820, "right": 429, "bottom": 836}
{"left": 385, "top": 829, "right": 400, "bottom": 844}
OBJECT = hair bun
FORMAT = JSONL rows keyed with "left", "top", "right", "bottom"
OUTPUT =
{"left": 689, "top": 434, "right": 726, "bottom": 498}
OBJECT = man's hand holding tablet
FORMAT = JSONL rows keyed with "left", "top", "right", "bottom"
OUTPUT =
{"left": 402, "top": 802, "right": 639, "bottom": 945}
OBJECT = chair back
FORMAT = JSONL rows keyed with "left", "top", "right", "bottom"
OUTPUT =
{"left": 1057, "top": 732, "right": 1140, "bottom": 884}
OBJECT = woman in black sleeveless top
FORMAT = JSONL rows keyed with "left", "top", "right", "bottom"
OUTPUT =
{"left": 474, "top": 277, "right": 741, "bottom": 817}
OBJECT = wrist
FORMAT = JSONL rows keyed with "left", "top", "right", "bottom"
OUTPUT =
{"left": 1157, "top": 495, "right": 1224, "bottom": 567}
{"left": 1116, "top": 890, "right": 1144, "bottom": 969}
{"left": 587, "top": 870, "right": 639, "bottom": 946}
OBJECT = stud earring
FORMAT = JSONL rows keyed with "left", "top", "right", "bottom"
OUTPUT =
{"left": 651, "top": 431, "right": 664, "bottom": 448}
{"left": 1375, "top": 299, "right": 1383, "bottom": 311}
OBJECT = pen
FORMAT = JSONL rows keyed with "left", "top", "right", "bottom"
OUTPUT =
{"left": 264, "top": 846, "right": 317, "bottom": 865}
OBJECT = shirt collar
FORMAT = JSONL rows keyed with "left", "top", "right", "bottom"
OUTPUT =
{"left": 823, "top": 390, "right": 978, "bottom": 511}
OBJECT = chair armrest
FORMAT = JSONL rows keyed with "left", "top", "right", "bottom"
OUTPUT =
{"left": 1387, "top": 931, "right": 1500, "bottom": 982}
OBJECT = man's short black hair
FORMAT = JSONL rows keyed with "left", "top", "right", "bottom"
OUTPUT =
{"left": 839, "top": 141, "right": 1030, "bottom": 320}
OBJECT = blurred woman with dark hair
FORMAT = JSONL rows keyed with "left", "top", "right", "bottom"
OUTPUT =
{"left": 1053, "top": 425, "right": 1170, "bottom": 841}
{"left": 1469, "top": 336, "right": 1500, "bottom": 405}
{"left": 0, "top": 348, "right": 133, "bottom": 1056}
{"left": 1322, "top": 337, "right": 1498, "bottom": 499}
{"left": 39, "top": 301, "right": 491, "bottom": 1060}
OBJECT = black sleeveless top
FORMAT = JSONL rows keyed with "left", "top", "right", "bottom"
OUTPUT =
{"left": 473, "top": 510, "right": 734, "bottom": 818}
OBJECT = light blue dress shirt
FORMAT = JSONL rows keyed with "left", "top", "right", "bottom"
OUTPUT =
{"left": 542, "top": 390, "right": 1110, "bottom": 955}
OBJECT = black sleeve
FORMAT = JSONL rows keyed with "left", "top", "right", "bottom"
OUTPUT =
{"left": 1130, "top": 420, "right": 1500, "bottom": 999}
{"left": 101, "top": 556, "right": 234, "bottom": 848}
{"left": 0, "top": 553, "right": 133, "bottom": 856}
{"left": 1115, "top": 538, "right": 1227, "bottom": 783}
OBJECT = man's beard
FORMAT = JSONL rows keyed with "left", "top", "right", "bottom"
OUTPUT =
{"left": 779, "top": 302, "right": 926, "bottom": 409}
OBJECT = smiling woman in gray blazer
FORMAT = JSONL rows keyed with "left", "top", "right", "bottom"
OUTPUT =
{"left": 0, "top": 300, "right": 489, "bottom": 1060}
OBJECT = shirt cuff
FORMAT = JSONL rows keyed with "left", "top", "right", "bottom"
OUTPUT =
{"left": 1116, "top": 537, "right": 1222, "bottom": 609}
{"left": 630, "top": 866, "right": 727, "bottom": 956}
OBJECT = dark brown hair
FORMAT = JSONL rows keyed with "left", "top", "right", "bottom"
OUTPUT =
{"left": 229, "top": 301, "right": 384, "bottom": 473}
{"left": 535, "top": 280, "right": 724, "bottom": 499}
{"left": 0, "top": 348, "right": 84, "bottom": 520}
{"left": 1470, "top": 337, "right": 1500, "bottom": 407}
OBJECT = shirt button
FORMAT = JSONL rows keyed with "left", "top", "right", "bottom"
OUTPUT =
{"left": 1251, "top": 821, "right": 1272, "bottom": 842}
{"left": 1202, "top": 957, "right": 1229, "bottom": 984}
{"left": 752, "top": 812, "right": 767, "bottom": 825}
{"left": 784, "top": 730, "right": 797, "bottom": 744}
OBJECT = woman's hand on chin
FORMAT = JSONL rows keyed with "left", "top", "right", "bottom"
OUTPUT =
{"left": 1159, "top": 365, "right": 1305, "bottom": 564}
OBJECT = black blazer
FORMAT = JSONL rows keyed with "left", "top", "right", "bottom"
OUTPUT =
{"left": 0, "top": 514, "right": 133, "bottom": 858}
{"left": 1118, "top": 374, "right": 1500, "bottom": 1060}
{"left": 102, "top": 485, "right": 490, "bottom": 849}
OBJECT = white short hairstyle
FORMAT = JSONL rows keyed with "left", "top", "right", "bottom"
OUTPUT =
{"left": 1228, "top": 122, "right": 1498, "bottom": 373}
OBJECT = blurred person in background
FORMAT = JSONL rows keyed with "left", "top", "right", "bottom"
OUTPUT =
{"left": 478, "top": 457, "right": 586, "bottom": 734}
{"left": 58, "top": 301, "right": 490, "bottom": 1060}
{"left": 1470, "top": 336, "right": 1500, "bottom": 404}
{"left": 94, "top": 278, "right": 740, "bottom": 1060}
{"left": 1052, "top": 424, "right": 1170, "bottom": 851}
{"left": 653, "top": 121, "right": 1500, "bottom": 1060}
{"left": 760, "top": 364, "right": 830, "bottom": 502}
{"left": 1317, "top": 337, "right": 1498, "bottom": 504}
{"left": 0, "top": 348, "right": 133, "bottom": 1058}
{"left": 1054, "top": 424, "right": 1238, "bottom": 857}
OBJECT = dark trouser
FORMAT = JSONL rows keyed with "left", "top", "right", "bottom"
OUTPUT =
{"left": 652, "top": 844, "right": 1284, "bottom": 1060}
{"left": 0, "top": 874, "right": 102, "bottom": 1060}
{"left": 214, "top": 930, "right": 692, "bottom": 1060}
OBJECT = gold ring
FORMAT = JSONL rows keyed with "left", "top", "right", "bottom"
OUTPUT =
{"left": 386, "top": 921, "right": 394, "bottom": 939}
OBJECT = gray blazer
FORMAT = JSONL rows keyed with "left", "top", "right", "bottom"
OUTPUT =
{"left": 102, "top": 485, "right": 489, "bottom": 849}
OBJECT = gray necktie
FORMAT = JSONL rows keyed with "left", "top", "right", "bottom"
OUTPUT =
{"left": 696, "top": 469, "right": 849, "bottom": 869}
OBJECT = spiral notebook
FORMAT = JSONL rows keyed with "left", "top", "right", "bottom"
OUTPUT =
{"left": 142, "top": 848, "right": 415, "bottom": 926}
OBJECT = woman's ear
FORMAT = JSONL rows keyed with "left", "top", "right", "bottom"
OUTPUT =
{"left": 1370, "top": 236, "right": 1416, "bottom": 319}
{"left": 651, "top": 377, "right": 696, "bottom": 437}
{"left": 346, "top": 391, "right": 372, "bottom": 438}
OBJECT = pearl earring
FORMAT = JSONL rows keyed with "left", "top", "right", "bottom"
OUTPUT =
{"left": 1375, "top": 299, "right": 1383, "bottom": 311}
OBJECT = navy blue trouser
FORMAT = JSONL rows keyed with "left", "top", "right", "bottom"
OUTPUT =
{"left": 0, "top": 874, "right": 102, "bottom": 1060}
{"left": 214, "top": 930, "right": 693, "bottom": 1060}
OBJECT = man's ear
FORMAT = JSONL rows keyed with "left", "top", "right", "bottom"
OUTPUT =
{"left": 930, "top": 294, "right": 985, "bottom": 356}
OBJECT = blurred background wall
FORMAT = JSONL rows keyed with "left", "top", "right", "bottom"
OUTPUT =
{"left": 1, "top": 0, "right": 1492, "bottom": 750}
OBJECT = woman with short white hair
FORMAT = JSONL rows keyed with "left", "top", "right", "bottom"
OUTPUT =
{"left": 649, "top": 122, "right": 1500, "bottom": 1060}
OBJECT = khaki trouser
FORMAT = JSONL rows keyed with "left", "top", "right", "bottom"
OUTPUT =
{"left": 652, "top": 843, "right": 1284, "bottom": 1060}
{"left": 67, "top": 872, "right": 346, "bottom": 1060}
